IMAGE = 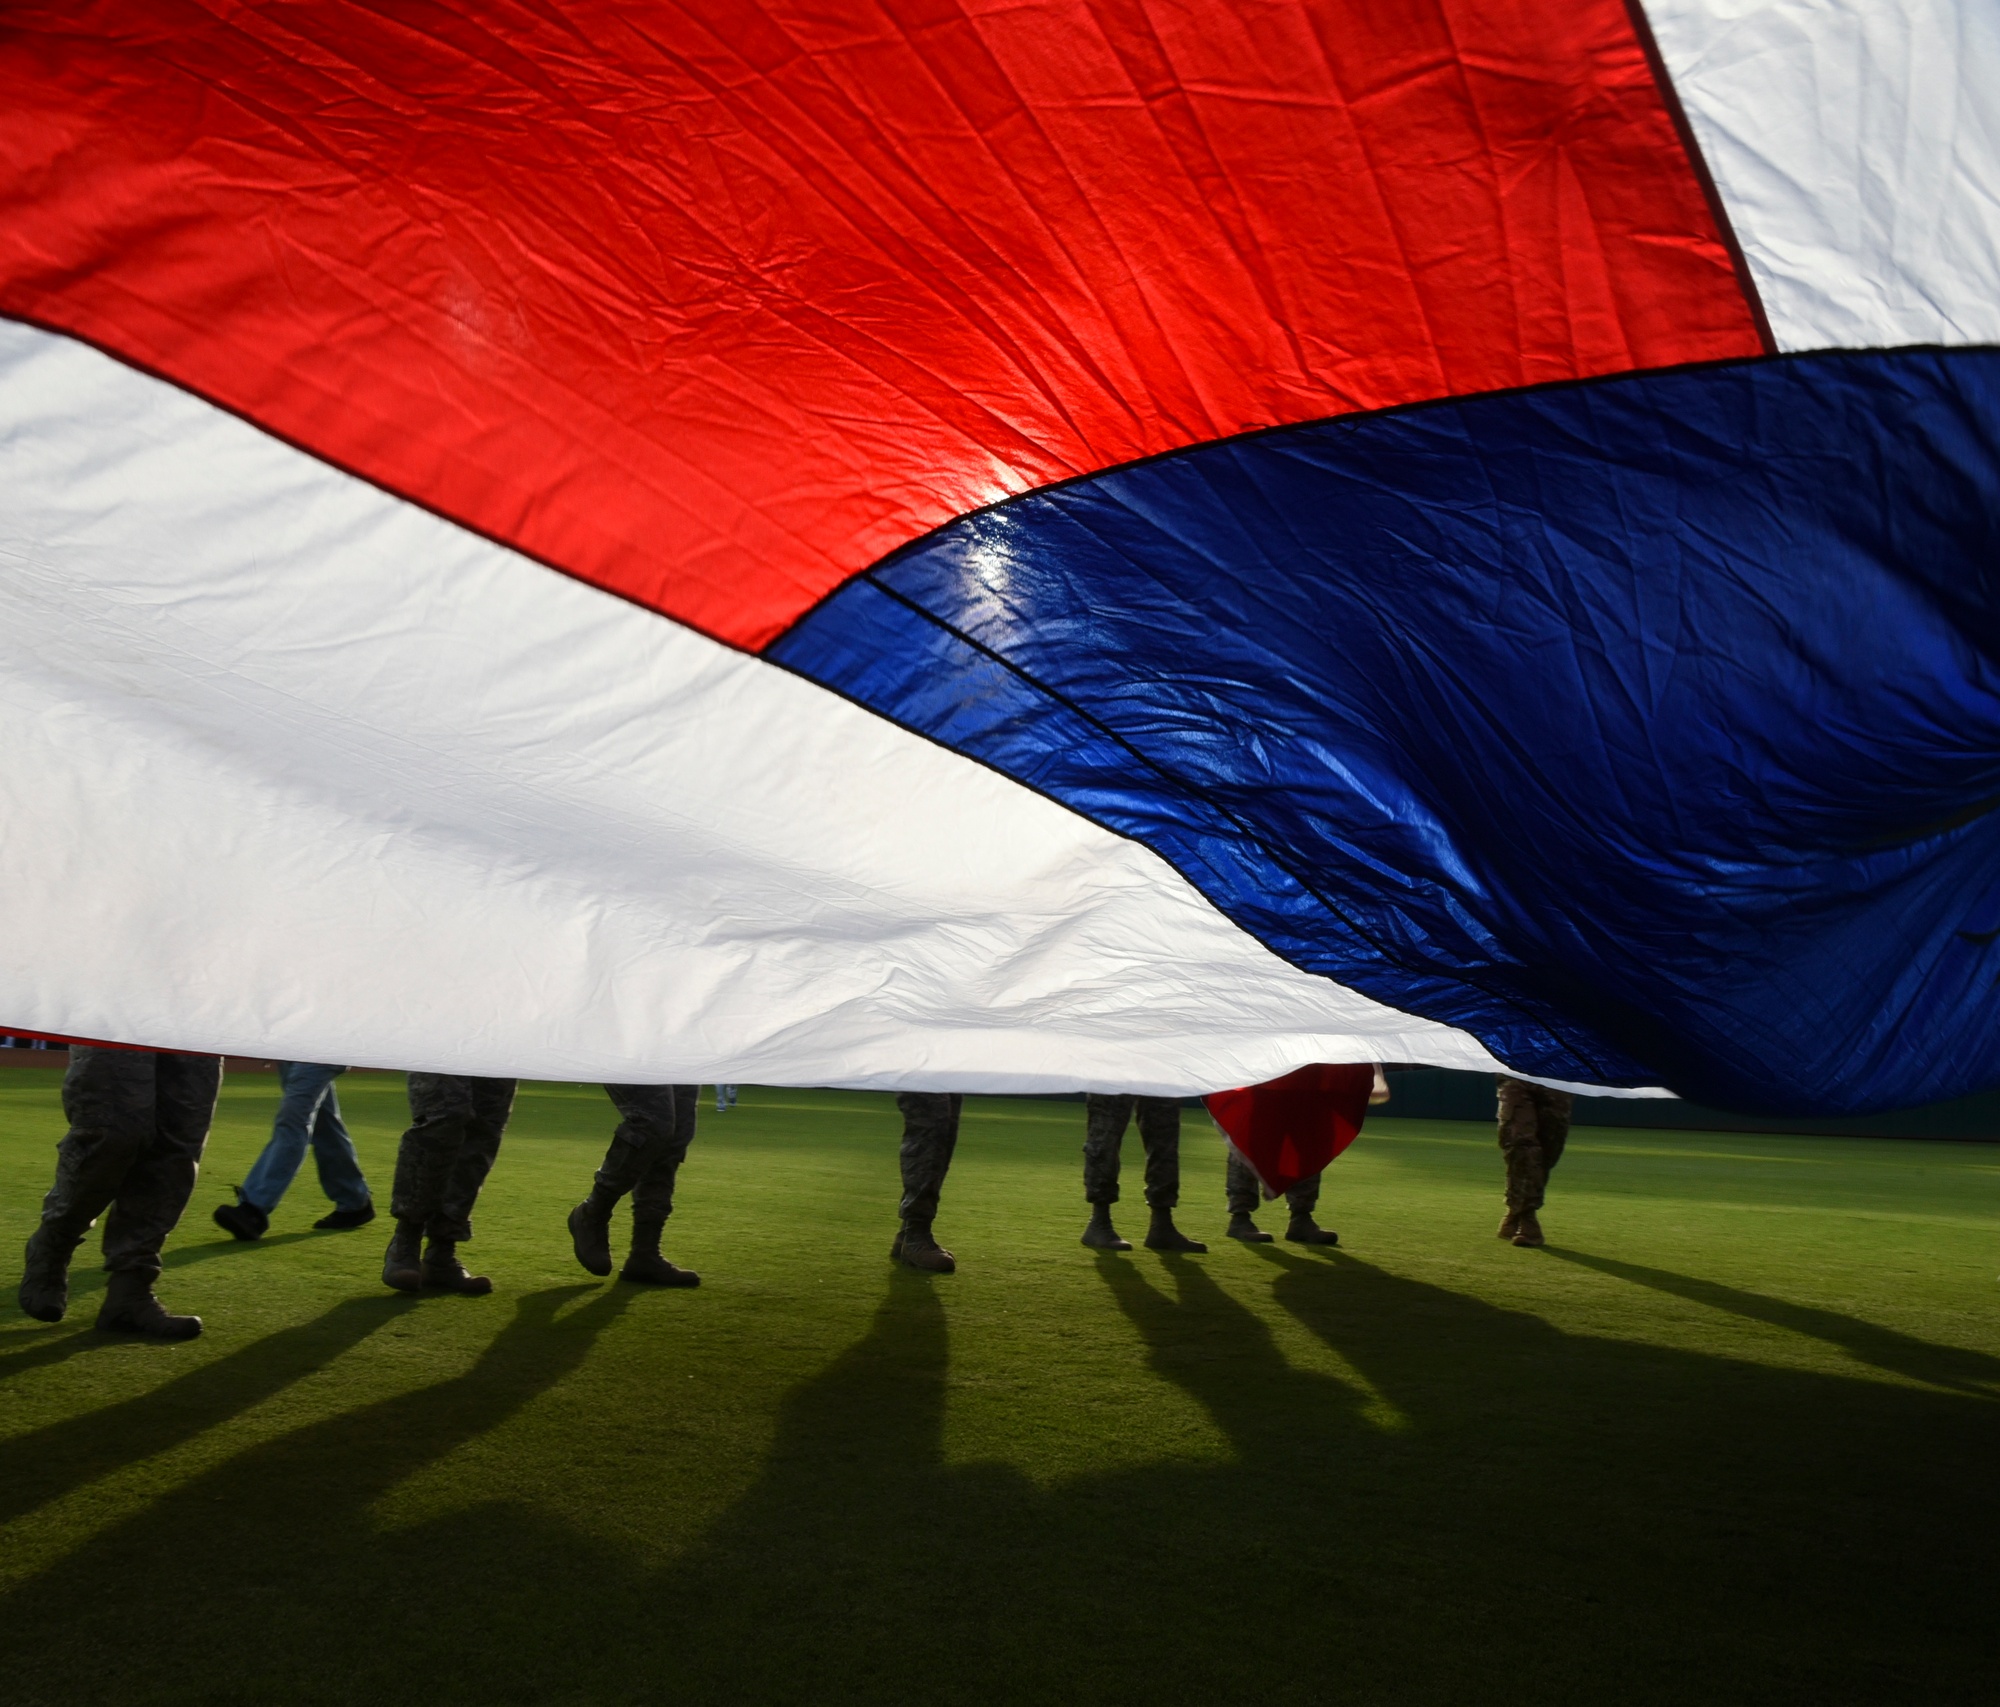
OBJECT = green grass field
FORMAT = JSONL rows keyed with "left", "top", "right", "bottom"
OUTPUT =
{"left": 1, "top": 1067, "right": 1996, "bottom": 1706}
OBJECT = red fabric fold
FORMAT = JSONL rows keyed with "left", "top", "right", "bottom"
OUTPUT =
{"left": 1205, "top": 1063, "right": 1375, "bottom": 1197}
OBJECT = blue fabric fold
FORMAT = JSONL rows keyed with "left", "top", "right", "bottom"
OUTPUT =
{"left": 770, "top": 349, "right": 2000, "bottom": 1114}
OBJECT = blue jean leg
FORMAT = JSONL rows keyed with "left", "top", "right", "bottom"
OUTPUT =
{"left": 307, "top": 1082, "right": 371, "bottom": 1212}
{"left": 241, "top": 1063, "right": 369, "bottom": 1213}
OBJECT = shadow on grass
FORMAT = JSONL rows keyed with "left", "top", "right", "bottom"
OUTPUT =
{"left": 0, "top": 1327, "right": 110, "bottom": 1383}
{"left": 0, "top": 1294, "right": 417, "bottom": 1525}
{"left": 0, "top": 1262, "right": 1994, "bottom": 1707}
{"left": 1545, "top": 1247, "right": 2000, "bottom": 1395}
{"left": 162, "top": 1231, "right": 322, "bottom": 1268}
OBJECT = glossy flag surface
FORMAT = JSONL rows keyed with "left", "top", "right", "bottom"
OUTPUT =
{"left": 1, "top": 0, "right": 1995, "bottom": 1111}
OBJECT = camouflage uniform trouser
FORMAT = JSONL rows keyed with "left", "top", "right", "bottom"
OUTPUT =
{"left": 36, "top": 1047, "right": 221, "bottom": 1280}
{"left": 1082, "top": 1093, "right": 1181, "bottom": 1209}
{"left": 1223, "top": 1148, "right": 1322, "bottom": 1218}
{"left": 896, "top": 1093, "right": 960, "bottom": 1224}
{"left": 1497, "top": 1076, "right": 1572, "bottom": 1212}
{"left": 593, "top": 1083, "right": 698, "bottom": 1221}
{"left": 390, "top": 1074, "right": 517, "bottom": 1242}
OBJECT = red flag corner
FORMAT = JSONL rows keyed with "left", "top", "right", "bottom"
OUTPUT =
{"left": 1204, "top": 1063, "right": 1376, "bottom": 1197}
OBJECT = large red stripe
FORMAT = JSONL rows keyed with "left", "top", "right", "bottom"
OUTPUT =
{"left": 0, "top": 0, "right": 1760, "bottom": 648}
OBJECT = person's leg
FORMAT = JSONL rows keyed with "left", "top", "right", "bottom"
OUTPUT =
{"left": 625, "top": 1084, "right": 700, "bottom": 1286}
{"left": 1135, "top": 1097, "right": 1203, "bottom": 1251}
{"left": 1079, "top": 1093, "right": 1133, "bottom": 1248}
{"left": 1512, "top": 1087, "right": 1572, "bottom": 1246}
{"left": 1223, "top": 1148, "right": 1272, "bottom": 1241}
{"left": 626, "top": 1083, "right": 697, "bottom": 1220}
{"left": 1533, "top": 1088, "right": 1573, "bottom": 1177}
{"left": 428, "top": 1076, "right": 515, "bottom": 1239}
{"left": 573, "top": 1084, "right": 695, "bottom": 1283}
{"left": 304, "top": 1071, "right": 372, "bottom": 1216}
{"left": 1282, "top": 1165, "right": 1337, "bottom": 1245}
{"left": 1496, "top": 1076, "right": 1549, "bottom": 1243}
{"left": 1081, "top": 1094, "right": 1130, "bottom": 1205}
{"left": 96, "top": 1052, "right": 220, "bottom": 1337}
{"left": 385, "top": 1073, "right": 475, "bottom": 1290}
{"left": 894, "top": 1092, "right": 961, "bottom": 1271}
{"left": 232, "top": 1061, "right": 329, "bottom": 1222}
{"left": 1134, "top": 1097, "right": 1181, "bottom": 1208}
{"left": 1285, "top": 1172, "right": 1321, "bottom": 1217}
{"left": 41, "top": 1049, "right": 158, "bottom": 1246}
{"left": 19, "top": 1047, "right": 156, "bottom": 1322}
{"left": 422, "top": 1077, "right": 516, "bottom": 1290}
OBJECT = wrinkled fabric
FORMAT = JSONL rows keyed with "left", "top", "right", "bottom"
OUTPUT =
{"left": 778, "top": 350, "right": 2000, "bottom": 1113}
{"left": 1206, "top": 1066, "right": 1375, "bottom": 1198}
{"left": 0, "top": 0, "right": 1756, "bottom": 647}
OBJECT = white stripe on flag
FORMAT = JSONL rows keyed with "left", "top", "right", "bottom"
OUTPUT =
{"left": 0, "top": 320, "right": 1527, "bottom": 1092}
{"left": 1643, "top": 0, "right": 2000, "bottom": 353}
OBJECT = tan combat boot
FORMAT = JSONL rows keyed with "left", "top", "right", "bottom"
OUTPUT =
{"left": 1497, "top": 1208, "right": 1521, "bottom": 1240}
{"left": 1510, "top": 1210, "right": 1545, "bottom": 1247}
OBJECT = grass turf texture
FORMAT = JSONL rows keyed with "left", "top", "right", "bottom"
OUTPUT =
{"left": 1, "top": 1069, "right": 1997, "bottom": 1706}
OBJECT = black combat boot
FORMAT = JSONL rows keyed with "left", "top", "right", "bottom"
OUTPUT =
{"left": 212, "top": 1187, "right": 270, "bottom": 1242}
{"left": 18, "top": 1226, "right": 80, "bottom": 1323}
{"left": 621, "top": 1217, "right": 699, "bottom": 1287}
{"left": 382, "top": 1219, "right": 425, "bottom": 1292}
{"left": 1144, "top": 1208, "right": 1207, "bottom": 1253}
{"left": 567, "top": 1189, "right": 617, "bottom": 1277}
{"left": 1080, "top": 1204, "right": 1132, "bottom": 1250}
{"left": 895, "top": 1218, "right": 956, "bottom": 1273}
{"left": 96, "top": 1270, "right": 201, "bottom": 1340}
{"left": 1226, "top": 1212, "right": 1272, "bottom": 1243}
{"left": 421, "top": 1237, "right": 493, "bottom": 1294}
{"left": 1510, "top": 1210, "right": 1545, "bottom": 1248}
{"left": 1285, "top": 1213, "right": 1339, "bottom": 1246}
{"left": 314, "top": 1201, "right": 376, "bottom": 1231}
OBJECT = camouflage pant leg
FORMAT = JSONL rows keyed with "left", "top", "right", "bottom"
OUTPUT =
{"left": 1224, "top": 1147, "right": 1261, "bottom": 1215}
{"left": 896, "top": 1092, "right": 961, "bottom": 1223}
{"left": 1225, "top": 1147, "right": 1322, "bottom": 1217}
{"left": 597, "top": 1083, "right": 697, "bottom": 1221}
{"left": 392, "top": 1074, "right": 516, "bottom": 1241}
{"left": 41, "top": 1049, "right": 220, "bottom": 1279}
{"left": 1537, "top": 1089, "right": 1573, "bottom": 1175}
{"left": 1081, "top": 1093, "right": 1132, "bottom": 1203}
{"left": 1497, "top": 1076, "right": 1570, "bottom": 1212}
{"left": 1132, "top": 1095, "right": 1182, "bottom": 1208}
